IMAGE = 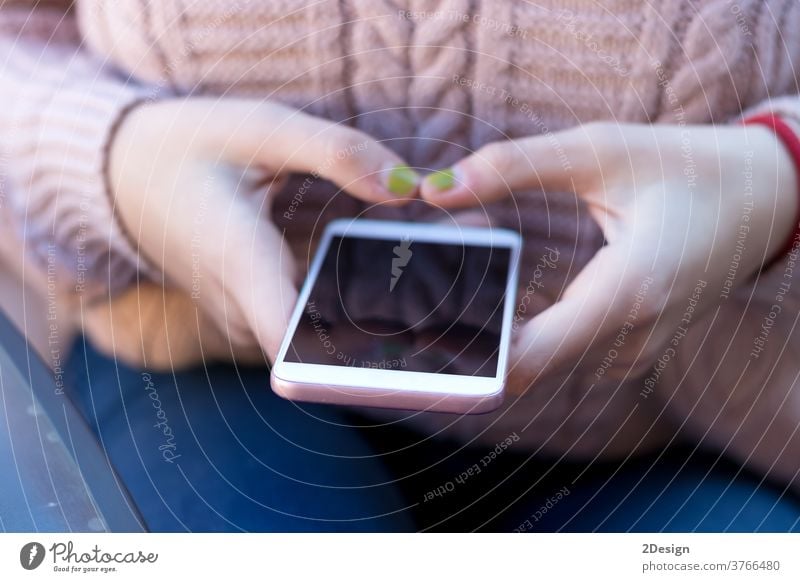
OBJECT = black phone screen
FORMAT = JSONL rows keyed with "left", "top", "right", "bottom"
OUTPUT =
{"left": 285, "top": 234, "right": 511, "bottom": 377}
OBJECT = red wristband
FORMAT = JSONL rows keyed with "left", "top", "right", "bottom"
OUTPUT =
{"left": 742, "top": 113, "right": 800, "bottom": 269}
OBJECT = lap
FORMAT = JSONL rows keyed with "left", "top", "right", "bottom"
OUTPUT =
{"left": 64, "top": 338, "right": 800, "bottom": 532}
{"left": 64, "top": 338, "right": 414, "bottom": 532}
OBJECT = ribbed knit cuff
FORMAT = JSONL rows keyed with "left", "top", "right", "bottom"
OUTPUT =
{"left": 13, "top": 78, "right": 158, "bottom": 302}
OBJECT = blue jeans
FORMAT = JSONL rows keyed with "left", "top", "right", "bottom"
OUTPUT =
{"left": 64, "top": 338, "right": 800, "bottom": 532}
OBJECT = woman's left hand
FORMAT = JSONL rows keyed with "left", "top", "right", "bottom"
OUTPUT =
{"left": 421, "top": 122, "right": 798, "bottom": 392}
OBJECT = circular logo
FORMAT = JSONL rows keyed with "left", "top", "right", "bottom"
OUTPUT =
{"left": 19, "top": 542, "right": 46, "bottom": 570}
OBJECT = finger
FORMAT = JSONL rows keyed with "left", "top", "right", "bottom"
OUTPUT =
{"left": 199, "top": 99, "right": 420, "bottom": 204}
{"left": 277, "top": 113, "right": 420, "bottom": 205}
{"left": 419, "top": 125, "right": 605, "bottom": 208}
{"left": 166, "top": 168, "right": 298, "bottom": 363}
{"left": 222, "top": 201, "right": 300, "bottom": 361}
{"left": 82, "top": 283, "right": 261, "bottom": 370}
{"left": 510, "top": 239, "right": 659, "bottom": 386}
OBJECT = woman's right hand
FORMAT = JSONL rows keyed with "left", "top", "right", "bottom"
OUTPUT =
{"left": 107, "top": 98, "right": 415, "bottom": 364}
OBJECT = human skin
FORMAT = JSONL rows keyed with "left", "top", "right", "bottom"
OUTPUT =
{"left": 420, "top": 122, "right": 799, "bottom": 394}
{"left": 107, "top": 98, "right": 417, "bottom": 364}
{"left": 104, "top": 107, "right": 798, "bottom": 390}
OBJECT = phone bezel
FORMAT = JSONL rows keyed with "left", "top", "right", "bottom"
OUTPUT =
{"left": 272, "top": 218, "right": 521, "bottom": 404}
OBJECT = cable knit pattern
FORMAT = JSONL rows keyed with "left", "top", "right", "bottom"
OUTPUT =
{"left": 405, "top": 0, "right": 474, "bottom": 169}
{"left": 346, "top": 0, "right": 416, "bottom": 160}
{"left": 2, "top": 0, "right": 800, "bottom": 474}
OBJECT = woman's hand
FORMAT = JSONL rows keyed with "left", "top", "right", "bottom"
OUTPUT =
{"left": 421, "top": 122, "right": 798, "bottom": 392}
{"left": 107, "top": 98, "right": 413, "bottom": 365}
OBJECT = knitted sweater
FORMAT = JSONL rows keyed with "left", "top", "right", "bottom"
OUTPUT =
{"left": 2, "top": 0, "right": 800, "bottom": 484}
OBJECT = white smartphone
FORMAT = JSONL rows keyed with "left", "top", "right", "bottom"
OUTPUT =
{"left": 271, "top": 218, "right": 521, "bottom": 414}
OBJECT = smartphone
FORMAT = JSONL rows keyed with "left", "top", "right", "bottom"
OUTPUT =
{"left": 271, "top": 218, "right": 521, "bottom": 414}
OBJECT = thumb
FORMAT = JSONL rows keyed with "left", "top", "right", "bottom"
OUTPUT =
{"left": 419, "top": 126, "right": 600, "bottom": 208}
{"left": 195, "top": 173, "right": 299, "bottom": 362}
{"left": 229, "top": 212, "right": 299, "bottom": 361}
{"left": 281, "top": 114, "right": 422, "bottom": 204}
{"left": 510, "top": 240, "right": 658, "bottom": 385}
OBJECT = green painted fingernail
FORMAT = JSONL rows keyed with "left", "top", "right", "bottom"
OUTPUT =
{"left": 386, "top": 164, "right": 419, "bottom": 196}
{"left": 429, "top": 168, "right": 455, "bottom": 190}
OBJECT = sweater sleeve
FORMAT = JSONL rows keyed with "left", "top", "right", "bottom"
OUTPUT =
{"left": 652, "top": 0, "right": 800, "bottom": 491}
{"left": 0, "top": 2, "right": 157, "bottom": 301}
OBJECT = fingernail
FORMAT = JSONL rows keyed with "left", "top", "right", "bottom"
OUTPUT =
{"left": 384, "top": 164, "right": 419, "bottom": 196}
{"left": 428, "top": 168, "right": 455, "bottom": 190}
